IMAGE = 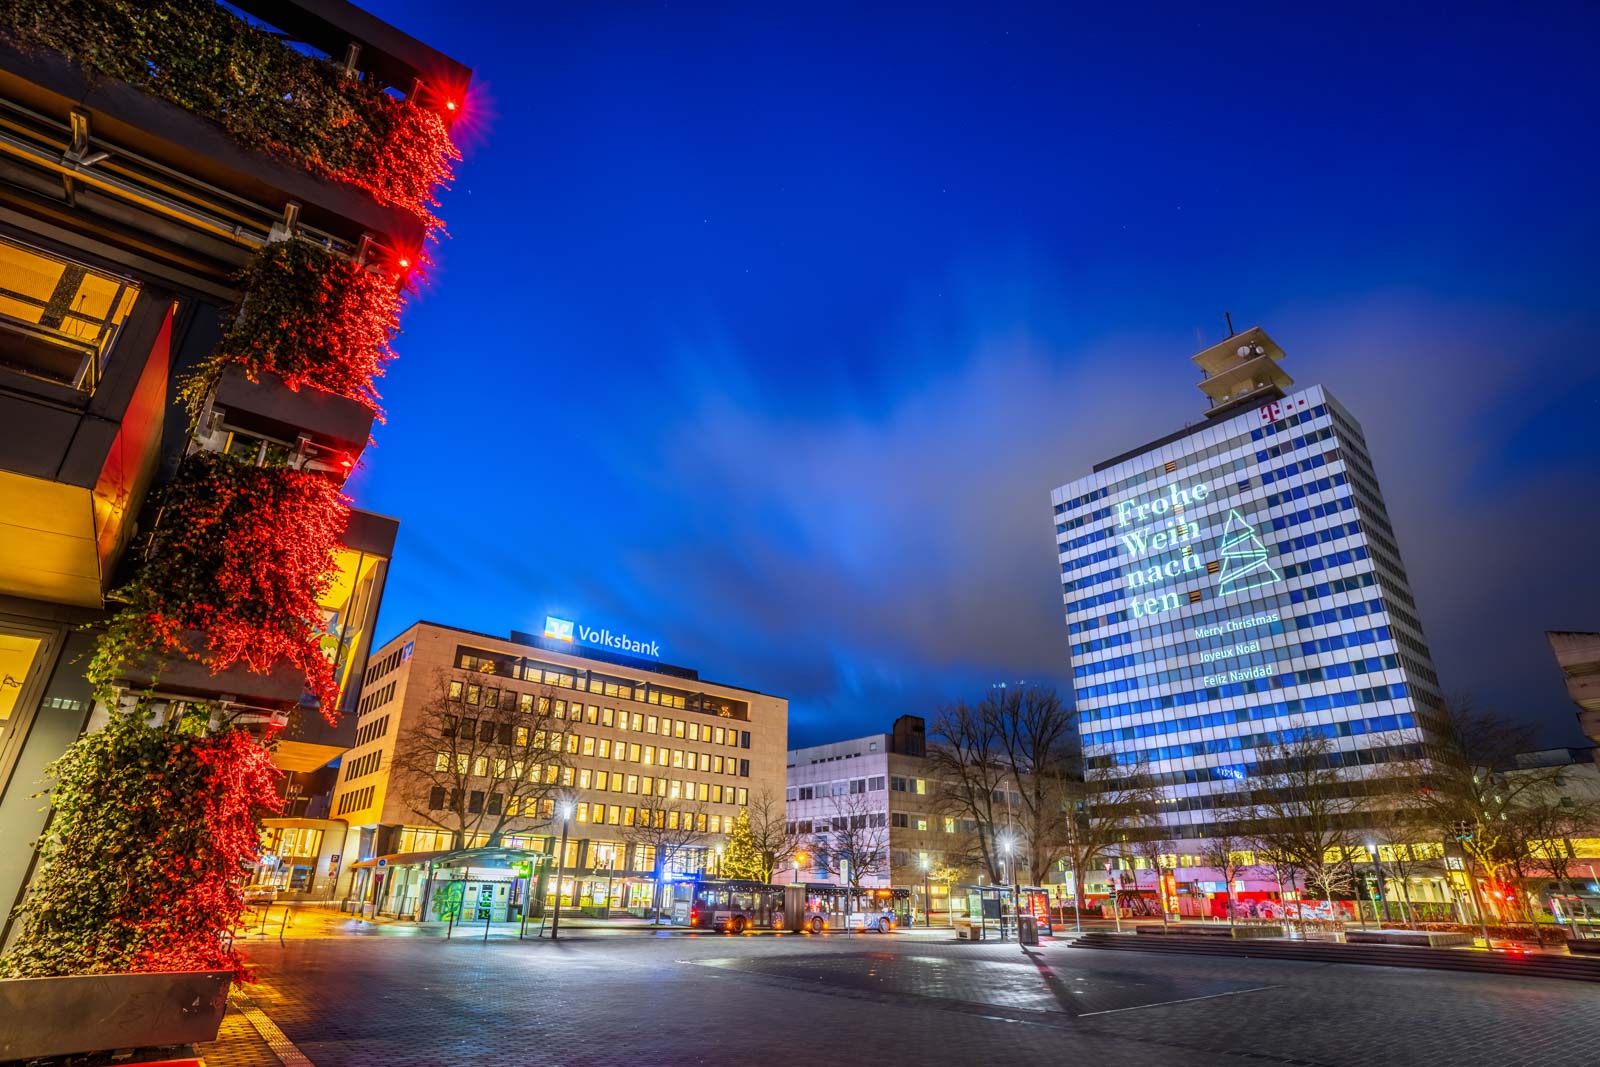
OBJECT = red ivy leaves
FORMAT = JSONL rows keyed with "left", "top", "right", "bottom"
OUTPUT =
{"left": 129, "top": 729, "right": 284, "bottom": 977}
{"left": 0, "top": 0, "right": 458, "bottom": 234}
{"left": 185, "top": 240, "right": 403, "bottom": 419}
{"left": 92, "top": 451, "right": 349, "bottom": 720}
{"left": 353, "top": 102, "right": 460, "bottom": 237}
{"left": 0, "top": 715, "right": 283, "bottom": 980}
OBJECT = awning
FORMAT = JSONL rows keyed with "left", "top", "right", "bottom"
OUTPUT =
{"left": 350, "top": 850, "right": 452, "bottom": 870}
{"left": 350, "top": 845, "right": 552, "bottom": 870}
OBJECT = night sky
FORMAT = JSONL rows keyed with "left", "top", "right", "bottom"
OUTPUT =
{"left": 347, "top": 2, "right": 1600, "bottom": 748}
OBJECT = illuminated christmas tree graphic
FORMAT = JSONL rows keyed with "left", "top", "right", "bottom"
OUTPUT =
{"left": 1216, "top": 509, "right": 1282, "bottom": 596}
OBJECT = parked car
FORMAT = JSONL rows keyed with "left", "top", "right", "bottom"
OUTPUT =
{"left": 242, "top": 884, "right": 279, "bottom": 906}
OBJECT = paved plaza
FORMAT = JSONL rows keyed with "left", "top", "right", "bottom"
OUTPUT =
{"left": 206, "top": 929, "right": 1600, "bottom": 1066}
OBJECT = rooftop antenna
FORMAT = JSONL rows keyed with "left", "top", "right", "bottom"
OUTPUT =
{"left": 1224, "top": 311, "right": 1235, "bottom": 338}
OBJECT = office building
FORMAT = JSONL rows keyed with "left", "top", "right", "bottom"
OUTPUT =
{"left": 1049, "top": 327, "right": 1448, "bottom": 901}
{"left": 327, "top": 620, "right": 789, "bottom": 919}
{"left": 786, "top": 716, "right": 974, "bottom": 913}
{"left": 0, "top": 0, "right": 467, "bottom": 934}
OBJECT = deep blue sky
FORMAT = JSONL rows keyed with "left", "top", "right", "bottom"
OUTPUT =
{"left": 347, "top": 2, "right": 1600, "bottom": 748}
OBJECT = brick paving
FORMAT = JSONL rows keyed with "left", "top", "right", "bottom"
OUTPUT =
{"left": 204, "top": 1003, "right": 282, "bottom": 1067}
{"left": 202, "top": 931, "right": 1600, "bottom": 1066}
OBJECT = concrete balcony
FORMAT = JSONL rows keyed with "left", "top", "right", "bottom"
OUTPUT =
{"left": 0, "top": 291, "right": 175, "bottom": 607}
{"left": 193, "top": 363, "right": 377, "bottom": 479}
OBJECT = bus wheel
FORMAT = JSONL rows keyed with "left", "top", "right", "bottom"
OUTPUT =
{"left": 731, "top": 916, "right": 747, "bottom": 934}
{"left": 876, "top": 918, "right": 890, "bottom": 934}
{"left": 809, "top": 917, "right": 824, "bottom": 934}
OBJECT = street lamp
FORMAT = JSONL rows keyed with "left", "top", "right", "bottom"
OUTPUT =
{"left": 550, "top": 801, "right": 574, "bottom": 941}
{"left": 1367, "top": 841, "right": 1391, "bottom": 925}
{"left": 999, "top": 834, "right": 1016, "bottom": 943}
{"left": 793, "top": 851, "right": 807, "bottom": 884}
{"left": 920, "top": 855, "right": 931, "bottom": 928}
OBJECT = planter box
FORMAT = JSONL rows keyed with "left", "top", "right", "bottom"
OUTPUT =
{"left": 1135, "top": 923, "right": 1284, "bottom": 939}
{"left": 0, "top": 970, "right": 231, "bottom": 1061}
{"left": 210, "top": 364, "right": 376, "bottom": 459}
{"left": 110, "top": 629, "right": 307, "bottom": 707}
{"left": 1347, "top": 929, "right": 1475, "bottom": 948}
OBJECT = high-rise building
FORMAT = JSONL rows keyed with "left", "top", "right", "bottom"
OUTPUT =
{"left": 1049, "top": 328, "right": 1448, "bottom": 905}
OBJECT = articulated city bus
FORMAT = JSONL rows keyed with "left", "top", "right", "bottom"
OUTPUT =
{"left": 801, "top": 884, "right": 911, "bottom": 934}
{"left": 669, "top": 879, "right": 807, "bottom": 932}
{"left": 666, "top": 879, "right": 912, "bottom": 933}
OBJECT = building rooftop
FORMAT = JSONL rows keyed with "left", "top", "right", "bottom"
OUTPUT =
{"left": 395, "top": 619, "right": 776, "bottom": 698}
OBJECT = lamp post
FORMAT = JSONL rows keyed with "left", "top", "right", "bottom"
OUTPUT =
{"left": 1000, "top": 834, "right": 1017, "bottom": 945}
{"left": 793, "top": 851, "right": 807, "bottom": 884}
{"left": 1070, "top": 862, "right": 1081, "bottom": 934}
{"left": 1367, "top": 842, "right": 1391, "bottom": 925}
{"left": 1107, "top": 857, "right": 1122, "bottom": 934}
{"left": 920, "top": 855, "right": 931, "bottom": 928}
{"left": 550, "top": 802, "right": 574, "bottom": 941}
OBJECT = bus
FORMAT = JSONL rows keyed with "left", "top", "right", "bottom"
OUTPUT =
{"left": 801, "top": 884, "right": 911, "bottom": 934}
{"left": 666, "top": 880, "right": 913, "bottom": 933}
{"left": 668, "top": 879, "right": 807, "bottom": 933}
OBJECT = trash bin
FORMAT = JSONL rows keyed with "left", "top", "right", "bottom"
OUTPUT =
{"left": 1018, "top": 915, "right": 1039, "bottom": 946}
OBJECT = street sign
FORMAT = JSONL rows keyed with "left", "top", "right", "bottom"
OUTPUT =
{"left": 377, "top": 858, "right": 388, "bottom": 868}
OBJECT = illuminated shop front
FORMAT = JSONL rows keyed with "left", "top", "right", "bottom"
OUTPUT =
{"left": 1049, "top": 329, "right": 1448, "bottom": 898}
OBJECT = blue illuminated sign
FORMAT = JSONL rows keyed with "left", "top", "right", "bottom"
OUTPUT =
{"left": 544, "top": 614, "right": 661, "bottom": 658}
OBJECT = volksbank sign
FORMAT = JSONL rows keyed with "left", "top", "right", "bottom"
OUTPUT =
{"left": 543, "top": 615, "right": 662, "bottom": 658}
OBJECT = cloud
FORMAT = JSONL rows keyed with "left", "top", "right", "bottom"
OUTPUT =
{"left": 600, "top": 289, "right": 1600, "bottom": 746}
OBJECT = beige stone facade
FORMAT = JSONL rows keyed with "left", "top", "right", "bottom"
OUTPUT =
{"left": 328, "top": 620, "right": 788, "bottom": 916}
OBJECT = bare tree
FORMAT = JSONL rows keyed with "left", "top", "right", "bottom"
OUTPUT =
{"left": 1060, "top": 758, "right": 1162, "bottom": 913}
{"left": 1412, "top": 700, "right": 1560, "bottom": 924}
{"left": 1521, "top": 788, "right": 1600, "bottom": 898}
{"left": 386, "top": 668, "right": 570, "bottom": 850}
{"left": 927, "top": 698, "right": 1011, "bottom": 882}
{"left": 810, "top": 792, "right": 890, "bottom": 890}
{"left": 744, "top": 789, "right": 800, "bottom": 883}
{"left": 622, "top": 800, "right": 707, "bottom": 924}
{"left": 989, "top": 686, "right": 1079, "bottom": 884}
{"left": 1129, "top": 832, "right": 1177, "bottom": 927}
{"left": 1234, "top": 727, "right": 1359, "bottom": 916}
{"left": 1200, "top": 832, "right": 1252, "bottom": 927}
{"left": 1362, "top": 799, "right": 1442, "bottom": 926}
{"left": 1500, "top": 783, "right": 1600, "bottom": 921}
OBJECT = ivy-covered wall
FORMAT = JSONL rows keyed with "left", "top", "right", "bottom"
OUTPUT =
{"left": 0, "top": 0, "right": 458, "bottom": 230}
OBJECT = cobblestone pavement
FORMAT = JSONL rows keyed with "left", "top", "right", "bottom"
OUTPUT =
{"left": 203, "top": 931, "right": 1600, "bottom": 1067}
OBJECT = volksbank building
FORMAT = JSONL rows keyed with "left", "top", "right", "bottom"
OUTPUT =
{"left": 1050, "top": 328, "right": 1445, "bottom": 846}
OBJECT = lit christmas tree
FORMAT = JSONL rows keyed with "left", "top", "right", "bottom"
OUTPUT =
{"left": 719, "top": 810, "right": 765, "bottom": 881}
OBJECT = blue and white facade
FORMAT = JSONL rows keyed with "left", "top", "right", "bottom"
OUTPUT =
{"left": 1050, "top": 364, "right": 1445, "bottom": 852}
